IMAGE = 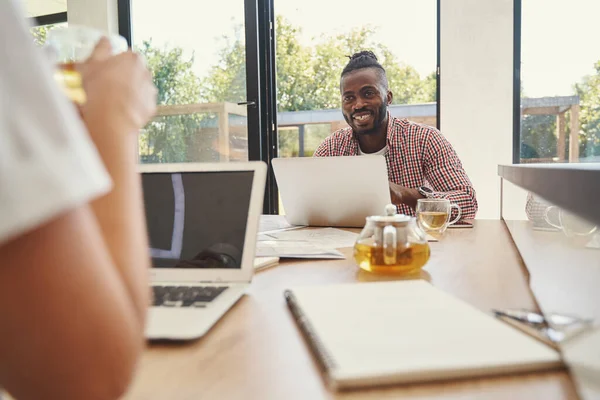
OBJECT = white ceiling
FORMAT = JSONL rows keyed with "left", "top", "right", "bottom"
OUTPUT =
{"left": 22, "top": 0, "right": 67, "bottom": 17}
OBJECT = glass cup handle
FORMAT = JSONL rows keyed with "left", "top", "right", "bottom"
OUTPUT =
{"left": 383, "top": 225, "right": 397, "bottom": 265}
{"left": 447, "top": 204, "right": 462, "bottom": 225}
{"left": 544, "top": 206, "right": 562, "bottom": 229}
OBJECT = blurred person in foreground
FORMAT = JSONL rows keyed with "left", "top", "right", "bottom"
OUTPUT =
{"left": 0, "top": 1, "right": 157, "bottom": 399}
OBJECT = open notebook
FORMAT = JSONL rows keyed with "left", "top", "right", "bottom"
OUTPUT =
{"left": 284, "top": 280, "right": 561, "bottom": 390}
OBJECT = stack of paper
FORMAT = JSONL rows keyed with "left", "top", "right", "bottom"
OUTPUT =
{"left": 256, "top": 217, "right": 359, "bottom": 259}
{"left": 258, "top": 214, "right": 304, "bottom": 234}
{"left": 256, "top": 240, "right": 345, "bottom": 259}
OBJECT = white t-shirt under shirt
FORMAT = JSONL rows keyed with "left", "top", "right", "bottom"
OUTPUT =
{"left": 358, "top": 144, "right": 389, "bottom": 156}
{"left": 0, "top": 0, "right": 112, "bottom": 246}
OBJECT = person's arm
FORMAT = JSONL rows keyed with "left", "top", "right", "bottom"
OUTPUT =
{"left": 0, "top": 40, "right": 156, "bottom": 400}
{"left": 389, "top": 183, "right": 424, "bottom": 210}
{"left": 0, "top": 208, "right": 144, "bottom": 400}
{"left": 80, "top": 41, "right": 157, "bottom": 325}
{"left": 419, "top": 129, "right": 477, "bottom": 219}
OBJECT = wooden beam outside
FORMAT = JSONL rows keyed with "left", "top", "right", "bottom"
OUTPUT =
{"left": 224, "top": 102, "right": 248, "bottom": 117}
{"left": 522, "top": 106, "right": 560, "bottom": 116}
{"left": 156, "top": 103, "right": 226, "bottom": 117}
{"left": 218, "top": 103, "right": 230, "bottom": 162}
{"left": 556, "top": 112, "right": 566, "bottom": 161}
{"left": 569, "top": 105, "right": 580, "bottom": 162}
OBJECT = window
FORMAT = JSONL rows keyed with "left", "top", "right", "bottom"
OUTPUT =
{"left": 520, "top": 0, "right": 600, "bottom": 163}
{"left": 274, "top": 0, "right": 438, "bottom": 158}
{"left": 130, "top": 0, "right": 258, "bottom": 164}
{"left": 23, "top": 0, "right": 68, "bottom": 46}
{"left": 30, "top": 22, "right": 67, "bottom": 46}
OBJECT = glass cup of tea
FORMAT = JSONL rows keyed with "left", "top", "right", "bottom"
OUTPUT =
{"left": 44, "top": 25, "right": 128, "bottom": 105}
{"left": 416, "top": 198, "right": 461, "bottom": 234}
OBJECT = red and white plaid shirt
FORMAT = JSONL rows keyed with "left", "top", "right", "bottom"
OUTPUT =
{"left": 314, "top": 115, "right": 478, "bottom": 219}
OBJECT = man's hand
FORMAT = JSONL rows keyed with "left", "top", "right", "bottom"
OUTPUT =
{"left": 389, "top": 182, "right": 424, "bottom": 210}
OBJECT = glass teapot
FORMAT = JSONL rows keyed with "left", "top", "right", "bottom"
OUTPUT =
{"left": 354, "top": 204, "right": 431, "bottom": 274}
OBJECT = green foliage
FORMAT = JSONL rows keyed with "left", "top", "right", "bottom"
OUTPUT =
{"left": 137, "top": 40, "right": 205, "bottom": 163}
{"left": 575, "top": 60, "right": 600, "bottom": 158}
{"left": 199, "top": 26, "right": 247, "bottom": 103}
{"left": 31, "top": 25, "right": 51, "bottom": 46}
{"left": 520, "top": 115, "right": 557, "bottom": 159}
{"left": 30, "top": 23, "right": 67, "bottom": 46}
{"left": 140, "top": 40, "right": 201, "bottom": 105}
{"left": 274, "top": 16, "right": 317, "bottom": 111}
{"left": 521, "top": 60, "right": 600, "bottom": 161}
{"left": 201, "top": 17, "right": 436, "bottom": 111}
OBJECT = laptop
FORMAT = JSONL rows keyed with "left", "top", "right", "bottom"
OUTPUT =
{"left": 272, "top": 156, "right": 391, "bottom": 227}
{"left": 139, "top": 161, "right": 266, "bottom": 340}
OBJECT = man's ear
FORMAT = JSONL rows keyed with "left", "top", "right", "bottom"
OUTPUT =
{"left": 387, "top": 91, "right": 393, "bottom": 105}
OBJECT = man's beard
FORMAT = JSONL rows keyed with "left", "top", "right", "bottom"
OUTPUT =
{"left": 350, "top": 102, "right": 388, "bottom": 136}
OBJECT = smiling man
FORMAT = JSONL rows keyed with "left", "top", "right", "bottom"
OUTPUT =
{"left": 314, "top": 51, "right": 478, "bottom": 219}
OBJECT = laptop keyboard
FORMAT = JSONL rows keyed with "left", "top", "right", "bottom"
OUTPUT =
{"left": 152, "top": 285, "right": 228, "bottom": 308}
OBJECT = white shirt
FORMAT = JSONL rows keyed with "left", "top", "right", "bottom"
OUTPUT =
{"left": 358, "top": 144, "right": 389, "bottom": 156}
{"left": 0, "top": 0, "right": 112, "bottom": 246}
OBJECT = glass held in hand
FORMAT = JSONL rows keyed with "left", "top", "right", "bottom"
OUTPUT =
{"left": 44, "top": 25, "right": 128, "bottom": 105}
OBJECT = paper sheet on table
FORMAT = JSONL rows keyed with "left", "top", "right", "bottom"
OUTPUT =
{"left": 259, "top": 214, "right": 304, "bottom": 234}
{"left": 263, "top": 228, "right": 359, "bottom": 249}
{"left": 256, "top": 240, "right": 344, "bottom": 259}
{"left": 263, "top": 227, "right": 438, "bottom": 247}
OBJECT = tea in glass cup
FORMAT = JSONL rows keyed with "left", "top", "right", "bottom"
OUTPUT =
{"left": 416, "top": 198, "right": 461, "bottom": 234}
{"left": 45, "top": 26, "right": 128, "bottom": 105}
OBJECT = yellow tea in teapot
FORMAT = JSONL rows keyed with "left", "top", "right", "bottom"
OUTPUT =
{"left": 354, "top": 242, "right": 430, "bottom": 274}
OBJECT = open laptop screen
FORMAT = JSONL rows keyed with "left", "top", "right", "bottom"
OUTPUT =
{"left": 141, "top": 170, "right": 254, "bottom": 269}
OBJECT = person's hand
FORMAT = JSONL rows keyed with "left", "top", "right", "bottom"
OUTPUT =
{"left": 79, "top": 38, "right": 157, "bottom": 142}
{"left": 389, "top": 182, "right": 424, "bottom": 209}
{"left": 389, "top": 181, "right": 404, "bottom": 205}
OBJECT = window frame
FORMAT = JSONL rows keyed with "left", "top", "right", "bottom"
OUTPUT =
{"left": 31, "top": 12, "right": 67, "bottom": 27}
{"left": 513, "top": 0, "right": 522, "bottom": 164}
{"left": 117, "top": 0, "right": 274, "bottom": 213}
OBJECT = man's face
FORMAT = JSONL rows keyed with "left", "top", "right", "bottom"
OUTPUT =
{"left": 340, "top": 68, "right": 392, "bottom": 136}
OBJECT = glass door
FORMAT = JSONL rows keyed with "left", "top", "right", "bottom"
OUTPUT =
{"left": 129, "top": 0, "right": 261, "bottom": 164}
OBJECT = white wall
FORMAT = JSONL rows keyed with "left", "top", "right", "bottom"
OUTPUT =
{"left": 440, "top": 0, "right": 514, "bottom": 219}
{"left": 66, "top": 0, "right": 118, "bottom": 34}
{"left": 502, "top": 180, "right": 528, "bottom": 220}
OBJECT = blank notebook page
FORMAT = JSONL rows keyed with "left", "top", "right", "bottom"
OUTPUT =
{"left": 286, "top": 280, "right": 561, "bottom": 390}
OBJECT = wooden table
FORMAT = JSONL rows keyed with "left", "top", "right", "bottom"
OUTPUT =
{"left": 124, "top": 221, "right": 578, "bottom": 400}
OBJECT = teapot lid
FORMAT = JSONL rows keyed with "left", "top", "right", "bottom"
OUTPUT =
{"left": 366, "top": 204, "right": 412, "bottom": 224}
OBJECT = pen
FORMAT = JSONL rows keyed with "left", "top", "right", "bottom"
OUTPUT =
{"left": 493, "top": 309, "right": 545, "bottom": 326}
{"left": 493, "top": 312, "right": 560, "bottom": 350}
{"left": 493, "top": 309, "right": 593, "bottom": 328}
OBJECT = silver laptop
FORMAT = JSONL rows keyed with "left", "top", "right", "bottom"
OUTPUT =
{"left": 139, "top": 162, "right": 266, "bottom": 340}
{"left": 272, "top": 156, "right": 391, "bottom": 227}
